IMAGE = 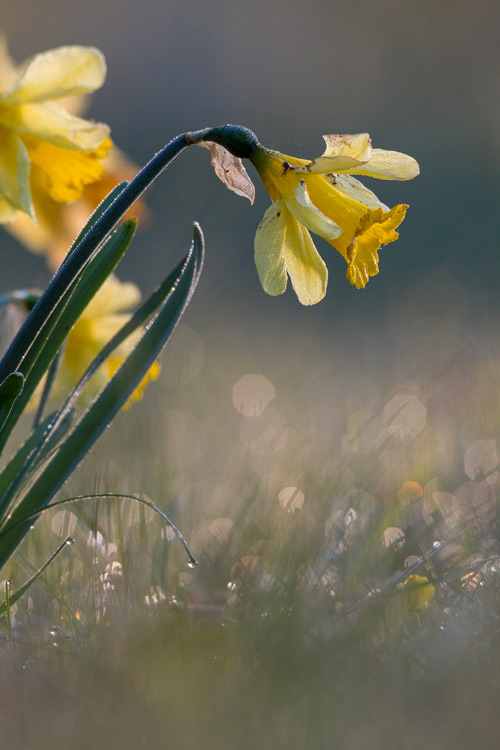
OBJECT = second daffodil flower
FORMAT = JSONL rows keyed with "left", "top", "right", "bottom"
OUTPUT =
{"left": 249, "top": 133, "right": 419, "bottom": 304}
{"left": 33, "top": 275, "right": 160, "bottom": 409}
{"left": 0, "top": 39, "right": 111, "bottom": 223}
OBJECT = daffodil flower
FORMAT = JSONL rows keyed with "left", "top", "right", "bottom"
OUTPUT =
{"left": 32, "top": 275, "right": 160, "bottom": 408}
{"left": 0, "top": 40, "right": 111, "bottom": 223}
{"left": 249, "top": 133, "right": 419, "bottom": 304}
{"left": 6, "top": 145, "right": 149, "bottom": 271}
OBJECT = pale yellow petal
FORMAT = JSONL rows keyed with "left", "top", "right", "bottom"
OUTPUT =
{"left": 83, "top": 274, "right": 141, "bottom": 318}
{"left": 332, "top": 174, "right": 389, "bottom": 210}
{"left": 321, "top": 133, "right": 372, "bottom": 160}
{"left": 3, "top": 46, "right": 106, "bottom": 103}
{"left": 254, "top": 199, "right": 288, "bottom": 296}
{"left": 301, "top": 154, "right": 371, "bottom": 175}
{"left": 282, "top": 210, "right": 328, "bottom": 305}
{"left": 301, "top": 134, "right": 372, "bottom": 174}
{"left": 344, "top": 149, "right": 420, "bottom": 180}
{"left": 254, "top": 200, "right": 327, "bottom": 305}
{"left": 0, "top": 125, "right": 34, "bottom": 218}
{"left": 286, "top": 179, "right": 342, "bottom": 240}
{"left": 0, "top": 35, "right": 18, "bottom": 90}
{"left": 12, "top": 101, "right": 109, "bottom": 150}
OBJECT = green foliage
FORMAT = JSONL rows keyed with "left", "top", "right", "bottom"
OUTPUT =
{"left": 0, "top": 135, "right": 204, "bottom": 593}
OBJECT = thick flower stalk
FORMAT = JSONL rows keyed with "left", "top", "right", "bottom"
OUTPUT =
{"left": 249, "top": 133, "right": 419, "bottom": 304}
{"left": 0, "top": 40, "right": 111, "bottom": 223}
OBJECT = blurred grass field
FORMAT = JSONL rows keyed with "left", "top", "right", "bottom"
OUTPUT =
{"left": 2, "top": 290, "right": 500, "bottom": 749}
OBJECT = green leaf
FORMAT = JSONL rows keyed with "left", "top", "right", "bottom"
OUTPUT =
{"left": 0, "top": 225, "right": 204, "bottom": 569}
{"left": 0, "top": 409, "right": 73, "bottom": 517}
{"left": 0, "top": 220, "right": 137, "bottom": 455}
{"left": 0, "top": 372, "right": 24, "bottom": 432}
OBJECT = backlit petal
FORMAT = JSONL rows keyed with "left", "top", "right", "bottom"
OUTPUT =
{"left": 254, "top": 199, "right": 328, "bottom": 305}
{"left": 332, "top": 174, "right": 389, "bottom": 210}
{"left": 254, "top": 199, "right": 288, "bottom": 296}
{"left": 2, "top": 46, "right": 106, "bottom": 103}
{"left": 301, "top": 154, "right": 371, "bottom": 175}
{"left": 321, "top": 133, "right": 372, "bottom": 160}
{"left": 282, "top": 209, "right": 328, "bottom": 305}
{"left": 13, "top": 101, "right": 109, "bottom": 150}
{"left": 344, "top": 149, "right": 420, "bottom": 180}
{"left": 286, "top": 179, "right": 342, "bottom": 240}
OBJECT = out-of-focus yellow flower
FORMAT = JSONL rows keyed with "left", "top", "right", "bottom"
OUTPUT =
{"left": 42, "top": 275, "right": 160, "bottom": 408}
{"left": 0, "top": 38, "right": 111, "bottom": 223}
{"left": 6, "top": 146, "right": 149, "bottom": 270}
{"left": 249, "top": 133, "right": 419, "bottom": 304}
{"left": 398, "top": 574, "right": 435, "bottom": 613}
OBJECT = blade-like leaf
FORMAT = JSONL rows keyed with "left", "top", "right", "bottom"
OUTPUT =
{"left": 0, "top": 409, "right": 73, "bottom": 517}
{"left": 0, "top": 372, "right": 24, "bottom": 432}
{"left": 0, "top": 220, "right": 137, "bottom": 455}
{"left": 0, "top": 226, "right": 204, "bottom": 568}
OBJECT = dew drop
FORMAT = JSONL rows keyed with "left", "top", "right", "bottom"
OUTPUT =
{"left": 432, "top": 541, "right": 442, "bottom": 549}
{"left": 66, "top": 536, "right": 75, "bottom": 546}
{"left": 187, "top": 560, "right": 198, "bottom": 569}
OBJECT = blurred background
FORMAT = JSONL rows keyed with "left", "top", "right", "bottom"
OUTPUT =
{"left": 2, "top": 0, "right": 499, "bottom": 338}
{"left": 2, "top": 2, "right": 500, "bottom": 748}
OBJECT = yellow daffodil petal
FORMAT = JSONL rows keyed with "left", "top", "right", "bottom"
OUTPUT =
{"left": 0, "top": 125, "right": 33, "bottom": 217}
{"left": 254, "top": 199, "right": 327, "bottom": 305}
{"left": 283, "top": 210, "right": 328, "bottom": 305}
{"left": 254, "top": 199, "right": 288, "bottom": 297}
{"left": 107, "top": 358, "right": 161, "bottom": 410}
{"left": 344, "top": 148, "right": 420, "bottom": 180}
{"left": 301, "top": 133, "right": 372, "bottom": 174}
{"left": 0, "top": 195, "right": 17, "bottom": 222}
{"left": 330, "top": 174, "right": 389, "bottom": 210}
{"left": 2, "top": 46, "right": 106, "bottom": 103}
{"left": 12, "top": 101, "right": 110, "bottom": 150}
{"left": 321, "top": 133, "right": 372, "bottom": 160}
{"left": 23, "top": 135, "right": 112, "bottom": 203}
{"left": 286, "top": 179, "right": 342, "bottom": 240}
{"left": 303, "top": 154, "right": 370, "bottom": 175}
{"left": 344, "top": 204, "right": 407, "bottom": 289}
{"left": 85, "top": 274, "right": 141, "bottom": 317}
{"left": 0, "top": 36, "right": 18, "bottom": 90}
